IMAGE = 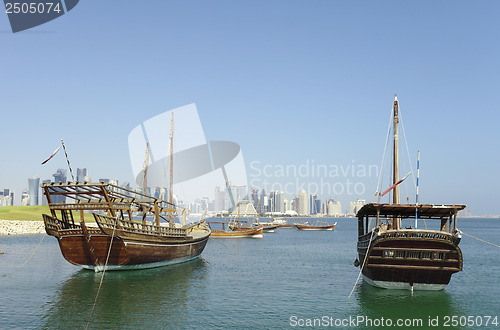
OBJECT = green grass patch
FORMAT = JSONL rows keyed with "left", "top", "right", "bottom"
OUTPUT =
{"left": 0, "top": 205, "right": 95, "bottom": 222}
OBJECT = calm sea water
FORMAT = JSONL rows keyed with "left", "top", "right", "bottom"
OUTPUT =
{"left": 0, "top": 218, "right": 499, "bottom": 329}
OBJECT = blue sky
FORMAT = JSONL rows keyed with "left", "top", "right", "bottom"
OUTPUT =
{"left": 1, "top": 1, "right": 499, "bottom": 214}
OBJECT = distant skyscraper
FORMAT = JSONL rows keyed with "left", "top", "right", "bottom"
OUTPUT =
{"left": 28, "top": 176, "right": 40, "bottom": 206}
{"left": 268, "top": 190, "right": 276, "bottom": 212}
{"left": 21, "top": 190, "right": 29, "bottom": 206}
{"left": 76, "top": 168, "right": 87, "bottom": 182}
{"left": 310, "top": 194, "right": 320, "bottom": 215}
{"left": 53, "top": 169, "right": 67, "bottom": 184}
{"left": 99, "top": 178, "right": 110, "bottom": 184}
{"left": 298, "top": 190, "right": 308, "bottom": 216}
{"left": 41, "top": 179, "right": 51, "bottom": 205}
{"left": 0, "top": 189, "right": 14, "bottom": 207}
{"left": 214, "top": 186, "right": 222, "bottom": 211}
{"left": 275, "top": 191, "right": 285, "bottom": 213}
{"left": 3, "top": 189, "right": 14, "bottom": 206}
{"left": 251, "top": 188, "right": 259, "bottom": 210}
{"left": 349, "top": 199, "right": 365, "bottom": 216}
{"left": 52, "top": 169, "right": 67, "bottom": 203}
{"left": 327, "top": 200, "right": 342, "bottom": 217}
{"left": 260, "top": 189, "right": 267, "bottom": 213}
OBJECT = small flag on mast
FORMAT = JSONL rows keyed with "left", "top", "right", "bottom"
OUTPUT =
{"left": 41, "top": 145, "right": 62, "bottom": 165}
{"left": 381, "top": 171, "right": 411, "bottom": 197}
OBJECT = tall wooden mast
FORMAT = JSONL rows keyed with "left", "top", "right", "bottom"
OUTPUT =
{"left": 392, "top": 95, "right": 400, "bottom": 230}
{"left": 392, "top": 94, "right": 400, "bottom": 205}
{"left": 142, "top": 142, "right": 149, "bottom": 195}
{"left": 168, "top": 113, "right": 174, "bottom": 226}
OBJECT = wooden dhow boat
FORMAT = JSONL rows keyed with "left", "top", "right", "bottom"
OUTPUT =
{"left": 262, "top": 225, "right": 278, "bottom": 233}
{"left": 208, "top": 219, "right": 263, "bottom": 239}
{"left": 42, "top": 182, "right": 211, "bottom": 272}
{"left": 296, "top": 221, "right": 337, "bottom": 231}
{"left": 355, "top": 95, "right": 465, "bottom": 290}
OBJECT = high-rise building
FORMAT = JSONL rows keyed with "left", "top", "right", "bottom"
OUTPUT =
{"left": 0, "top": 188, "right": 14, "bottom": 207}
{"left": 214, "top": 186, "right": 225, "bottom": 212}
{"left": 251, "top": 188, "right": 259, "bottom": 210}
{"left": 268, "top": 190, "right": 276, "bottom": 212}
{"left": 310, "top": 194, "right": 320, "bottom": 215}
{"left": 298, "top": 190, "right": 308, "bottom": 216}
{"left": 275, "top": 191, "right": 285, "bottom": 213}
{"left": 349, "top": 199, "right": 366, "bottom": 216}
{"left": 53, "top": 169, "right": 67, "bottom": 184}
{"left": 76, "top": 168, "right": 87, "bottom": 182}
{"left": 21, "top": 190, "right": 30, "bottom": 206}
{"left": 41, "top": 179, "right": 51, "bottom": 205}
{"left": 260, "top": 189, "right": 267, "bottom": 213}
{"left": 52, "top": 169, "right": 67, "bottom": 204}
{"left": 327, "top": 200, "right": 342, "bottom": 217}
{"left": 2, "top": 189, "right": 14, "bottom": 206}
{"left": 292, "top": 197, "right": 299, "bottom": 213}
{"left": 159, "top": 187, "right": 167, "bottom": 200}
{"left": 28, "top": 176, "right": 40, "bottom": 206}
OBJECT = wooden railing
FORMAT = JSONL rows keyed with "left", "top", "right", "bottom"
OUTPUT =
{"left": 94, "top": 214, "right": 186, "bottom": 238}
{"left": 49, "top": 202, "right": 131, "bottom": 210}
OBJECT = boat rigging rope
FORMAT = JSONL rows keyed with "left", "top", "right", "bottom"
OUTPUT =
{"left": 85, "top": 218, "right": 118, "bottom": 330}
{"left": 462, "top": 231, "right": 500, "bottom": 248}
{"left": 398, "top": 105, "right": 417, "bottom": 190}
{"left": 462, "top": 268, "right": 487, "bottom": 284}
{"left": 1, "top": 234, "right": 45, "bottom": 277}
{"left": 374, "top": 107, "right": 394, "bottom": 203}
{"left": 348, "top": 219, "right": 374, "bottom": 299}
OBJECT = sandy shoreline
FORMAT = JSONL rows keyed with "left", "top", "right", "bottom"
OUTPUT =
{"left": 0, "top": 220, "right": 46, "bottom": 235}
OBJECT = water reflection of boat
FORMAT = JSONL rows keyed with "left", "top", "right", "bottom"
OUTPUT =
{"left": 355, "top": 281, "right": 463, "bottom": 326}
{"left": 42, "top": 258, "right": 207, "bottom": 328}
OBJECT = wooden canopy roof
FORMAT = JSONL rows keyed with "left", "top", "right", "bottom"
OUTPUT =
{"left": 356, "top": 203, "right": 466, "bottom": 219}
{"left": 41, "top": 182, "right": 177, "bottom": 212}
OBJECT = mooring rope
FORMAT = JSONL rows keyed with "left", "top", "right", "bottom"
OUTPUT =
{"left": 85, "top": 219, "right": 118, "bottom": 330}
{"left": 462, "top": 231, "right": 500, "bottom": 248}
{"left": 459, "top": 231, "right": 499, "bottom": 284}
{"left": 348, "top": 220, "right": 374, "bottom": 299}
{"left": 462, "top": 268, "right": 487, "bottom": 284}
{"left": 1, "top": 234, "right": 45, "bottom": 277}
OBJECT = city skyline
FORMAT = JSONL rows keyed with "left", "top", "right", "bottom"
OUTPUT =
{"left": 1, "top": 2, "right": 499, "bottom": 215}
{"left": 8, "top": 166, "right": 368, "bottom": 217}
{"left": 0, "top": 166, "right": 488, "bottom": 218}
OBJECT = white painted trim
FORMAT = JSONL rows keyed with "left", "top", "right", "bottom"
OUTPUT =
{"left": 362, "top": 275, "right": 447, "bottom": 291}
{"left": 82, "top": 255, "right": 201, "bottom": 273}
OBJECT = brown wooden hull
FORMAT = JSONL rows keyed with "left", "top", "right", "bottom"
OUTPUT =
{"left": 357, "top": 230, "right": 462, "bottom": 290}
{"left": 210, "top": 227, "right": 263, "bottom": 238}
{"left": 263, "top": 225, "right": 278, "bottom": 232}
{"left": 296, "top": 224, "right": 336, "bottom": 231}
{"left": 44, "top": 215, "right": 210, "bottom": 271}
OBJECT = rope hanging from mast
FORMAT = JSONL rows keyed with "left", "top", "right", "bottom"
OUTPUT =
{"left": 169, "top": 113, "right": 175, "bottom": 226}
{"left": 375, "top": 102, "right": 394, "bottom": 203}
{"left": 142, "top": 143, "right": 149, "bottom": 195}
